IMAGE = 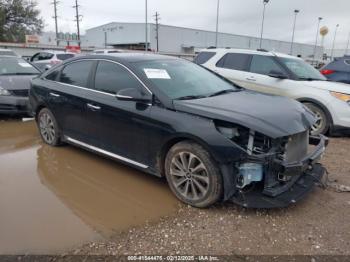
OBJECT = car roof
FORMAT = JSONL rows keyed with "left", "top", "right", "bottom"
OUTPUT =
{"left": 38, "top": 50, "right": 75, "bottom": 54}
{"left": 72, "top": 53, "right": 180, "bottom": 63}
{"left": 199, "top": 48, "right": 301, "bottom": 60}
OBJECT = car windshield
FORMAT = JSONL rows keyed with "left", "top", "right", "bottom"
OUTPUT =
{"left": 133, "top": 59, "right": 239, "bottom": 100}
{"left": 279, "top": 57, "right": 326, "bottom": 81}
{"left": 0, "top": 57, "right": 40, "bottom": 75}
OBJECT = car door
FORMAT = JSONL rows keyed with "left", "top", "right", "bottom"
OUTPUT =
{"left": 47, "top": 60, "right": 96, "bottom": 143}
{"left": 243, "top": 55, "right": 292, "bottom": 96}
{"left": 213, "top": 53, "right": 252, "bottom": 87}
{"left": 87, "top": 60, "right": 152, "bottom": 165}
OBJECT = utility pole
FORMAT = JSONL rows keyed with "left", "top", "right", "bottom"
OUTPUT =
{"left": 290, "top": 9, "right": 300, "bottom": 55}
{"left": 154, "top": 12, "right": 160, "bottom": 52}
{"left": 215, "top": 0, "right": 220, "bottom": 47}
{"left": 51, "top": 0, "right": 59, "bottom": 46}
{"left": 73, "top": 0, "right": 82, "bottom": 46}
{"left": 145, "top": 0, "right": 148, "bottom": 51}
{"left": 346, "top": 31, "right": 350, "bottom": 56}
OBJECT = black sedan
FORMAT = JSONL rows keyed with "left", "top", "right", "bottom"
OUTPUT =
{"left": 29, "top": 54, "right": 327, "bottom": 208}
{"left": 0, "top": 56, "right": 40, "bottom": 115}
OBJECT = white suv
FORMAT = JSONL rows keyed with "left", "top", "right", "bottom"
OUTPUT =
{"left": 30, "top": 51, "right": 77, "bottom": 71}
{"left": 196, "top": 48, "right": 350, "bottom": 135}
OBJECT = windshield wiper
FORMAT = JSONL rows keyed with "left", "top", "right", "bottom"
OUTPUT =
{"left": 176, "top": 95, "right": 207, "bottom": 100}
{"left": 208, "top": 89, "right": 236, "bottom": 97}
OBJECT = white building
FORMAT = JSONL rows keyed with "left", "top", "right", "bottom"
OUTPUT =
{"left": 84, "top": 22, "right": 323, "bottom": 59}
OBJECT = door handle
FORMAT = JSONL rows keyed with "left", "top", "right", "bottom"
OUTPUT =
{"left": 246, "top": 77, "right": 256, "bottom": 82}
{"left": 87, "top": 103, "right": 101, "bottom": 111}
{"left": 49, "top": 92, "right": 60, "bottom": 97}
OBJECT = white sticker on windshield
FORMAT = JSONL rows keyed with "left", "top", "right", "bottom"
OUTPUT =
{"left": 18, "top": 63, "right": 32, "bottom": 68}
{"left": 144, "top": 68, "right": 171, "bottom": 79}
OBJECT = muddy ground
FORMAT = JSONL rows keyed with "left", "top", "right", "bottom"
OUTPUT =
{"left": 73, "top": 138, "right": 350, "bottom": 256}
{"left": 0, "top": 118, "right": 349, "bottom": 256}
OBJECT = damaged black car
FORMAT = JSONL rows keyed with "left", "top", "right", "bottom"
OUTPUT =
{"left": 29, "top": 54, "right": 328, "bottom": 208}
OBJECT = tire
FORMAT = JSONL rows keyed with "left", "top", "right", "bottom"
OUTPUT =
{"left": 303, "top": 102, "right": 329, "bottom": 136}
{"left": 37, "top": 108, "right": 62, "bottom": 146}
{"left": 164, "top": 141, "right": 223, "bottom": 208}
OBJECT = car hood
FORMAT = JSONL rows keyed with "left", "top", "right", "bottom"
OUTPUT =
{"left": 301, "top": 80, "right": 350, "bottom": 94}
{"left": 0, "top": 75, "right": 36, "bottom": 90}
{"left": 173, "top": 90, "right": 315, "bottom": 139}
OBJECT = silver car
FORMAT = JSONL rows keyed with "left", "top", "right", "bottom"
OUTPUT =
{"left": 30, "top": 50, "right": 77, "bottom": 71}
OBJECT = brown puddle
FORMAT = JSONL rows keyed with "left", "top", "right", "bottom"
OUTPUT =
{"left": 0, "top": 119, "right": 178, "bottom": 254}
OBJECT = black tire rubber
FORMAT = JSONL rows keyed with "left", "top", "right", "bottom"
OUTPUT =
{"left": 37, "top": 108, "right": 62, "bottom": 146}
{"left": 303, "top": 102, "right": 329, "bottom": 136}
{"left": 164, "top": 141, "right": 223, "bottom": 208}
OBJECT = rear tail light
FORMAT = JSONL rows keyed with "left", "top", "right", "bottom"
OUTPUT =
{"left": 320, "top": 69, "right": 335, "bottom": 75}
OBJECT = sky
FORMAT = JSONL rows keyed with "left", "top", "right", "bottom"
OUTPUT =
{"left": 36, "top": 0, "right": 350, "bottom": 50}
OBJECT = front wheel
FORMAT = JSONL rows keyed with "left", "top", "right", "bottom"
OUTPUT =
{"left": 303, "top": 102, "right": 330, "bottom": 136}
{"left": 164, "top": 141, "right": 223, "bottom": 208}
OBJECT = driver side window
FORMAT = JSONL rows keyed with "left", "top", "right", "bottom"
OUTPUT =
{"left": 250, "top": 55, "right": 285, "bottom": 76}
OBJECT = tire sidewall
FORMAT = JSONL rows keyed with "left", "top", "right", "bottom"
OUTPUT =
{"left": 303, "top": 102, "right": 329, "bottom": 135}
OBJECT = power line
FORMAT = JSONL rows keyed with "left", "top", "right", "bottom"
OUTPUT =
{"left": 73, "top": 0, "right": 82, "bottom": 46}
{"left": 154, "top": 12, "right": 161, "bottom": 52}
{"left": 51, "top": 0, "right": 59, "bottom": 46}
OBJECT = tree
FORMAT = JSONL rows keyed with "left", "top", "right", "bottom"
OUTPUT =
{"left": 0, "top": 0, "right": 44, "bottom": 43}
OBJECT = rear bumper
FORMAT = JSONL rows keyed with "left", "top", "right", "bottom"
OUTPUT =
{"left": 231, "top": 135, "right": 328, "bottom": 208}
{"left": 0, "top": 96, "right": 29, "bottom": 115}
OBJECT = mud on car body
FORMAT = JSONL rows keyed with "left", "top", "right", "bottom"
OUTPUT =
{"left": 29, "top": 54, "right": 327, "bottom": 208}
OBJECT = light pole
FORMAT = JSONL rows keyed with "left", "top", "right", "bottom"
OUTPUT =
{"left": 215, "top": 0, "right": 220, "bottom": 47}
{"left": 145, "top": 0, "right": 148, "bottom": 52}
{"left": 259, "top": 0, "right": 270, "bottom": 49}
{"left": 330, "top": 24, "right": 339, "bottom": 61}
{"left": 290, "top": 9, "right": 300, "bottom": 55}
{"left": 313, "top": 17, "right": 323, "bottom": 62}
{"left": 346, "top": 32, "right": 350, "bottom": 56}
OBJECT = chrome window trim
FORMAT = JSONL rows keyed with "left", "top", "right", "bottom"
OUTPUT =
{"left": 65, "top": 136, "right": 149, "bottom": 169}
{"left": 44, "top": 58, "right": 153, "bottom": 96}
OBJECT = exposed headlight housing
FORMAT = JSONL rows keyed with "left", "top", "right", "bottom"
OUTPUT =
{"left": 0, "top": 87, "right": 11, "bottom": 96}
{"left": 330, "top": 91, "right": 350, "bottom": 105}
{"left": 217, "top": 126, "right": 240, "bottom": 139}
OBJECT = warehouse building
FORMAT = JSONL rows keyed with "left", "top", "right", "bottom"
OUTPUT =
{"left": 83, "top": 22, "right": 323, "bottom": 59}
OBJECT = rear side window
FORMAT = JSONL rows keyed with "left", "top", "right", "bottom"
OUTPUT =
{"left": 59, "top": 61, "right": 94, "bottom": 88}
{"left": 216, "top": 53, "right": 251, "bottom": 71}
{"left": 56, "top": 54, "right": 75, "bottom": 60}
{"left": 94, "top": 61, "right": 143, "bottom": 94}
{"left": 194, "top": 52, "right": 216, "bottom": 64}
{"left": 249, "top": 55, "right": 284, "bottom": 75}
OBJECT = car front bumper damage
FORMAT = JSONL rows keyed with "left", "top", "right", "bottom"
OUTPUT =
{"left": 231, "top": 135, "right": 328, "bottom": 208}
{"left": 0, "top": 96, "right": 29, "bottom": 115}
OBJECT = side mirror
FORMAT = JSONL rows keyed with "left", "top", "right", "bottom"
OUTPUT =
{"left": 268, "top": 70, "right": 288, "bottom": 79}
{"left": 116, "top": 88, "right": 152, "bottom": 103}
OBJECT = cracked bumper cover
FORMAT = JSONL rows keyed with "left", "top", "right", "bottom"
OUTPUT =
{"left": 231, "top": 135, "right": 328, "bottom": 208}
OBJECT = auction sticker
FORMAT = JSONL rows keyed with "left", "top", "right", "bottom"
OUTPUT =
{"left": 144, "top": 68, "right": 171, "bottom": 79}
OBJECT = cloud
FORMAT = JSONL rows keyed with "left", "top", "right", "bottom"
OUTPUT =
{"left": 37, "top": 0, "right": 350, "bottom": 49}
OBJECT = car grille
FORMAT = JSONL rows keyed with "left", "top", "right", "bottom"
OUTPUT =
{"left": 283, "top": 131, "right": 309, "bottom": 163}
{"left": 11, "top": 89, "right": 29, "bottom": 97}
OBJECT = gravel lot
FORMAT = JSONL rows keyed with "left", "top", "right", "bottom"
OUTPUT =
{"left": 71, "top": 137, "right": 350, "bottom": 256}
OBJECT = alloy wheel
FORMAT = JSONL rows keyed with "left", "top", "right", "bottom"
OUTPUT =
{"left": 39, "top": 112, "right": 56, "bottom": 144}
{"left": 169, "top": 152, "right": 210, "bottom": 201}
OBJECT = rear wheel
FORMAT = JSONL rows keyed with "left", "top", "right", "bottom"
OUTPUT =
{"left": 37, "top": 108, "right": 62, "bottom": 146}
{"left": 164, "top": 141, "right": 223, "bottom": 208}
{"left": 303, "top": 102, "right": 329, "bottom": 136}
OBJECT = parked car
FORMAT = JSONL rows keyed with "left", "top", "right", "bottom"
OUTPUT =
{"left": 320, "top": 56, "right": 350, "bottom": 84}
{"left": 0, "top": 56, "right": 40, "bottom": 115}
{"left": 30, "top": 51, "right": 77, "bottom": 71}
{"left": 0, "top": 48, "right": 18, "bottom": 57}
{"left": 92, "top": 49, "right": 122, "bottom": 55}
{"left": 196, "top": 48, "right": 350, "bottom": 136}
{"left": 29, "top": 54, "right": 327, "bottom": 209}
